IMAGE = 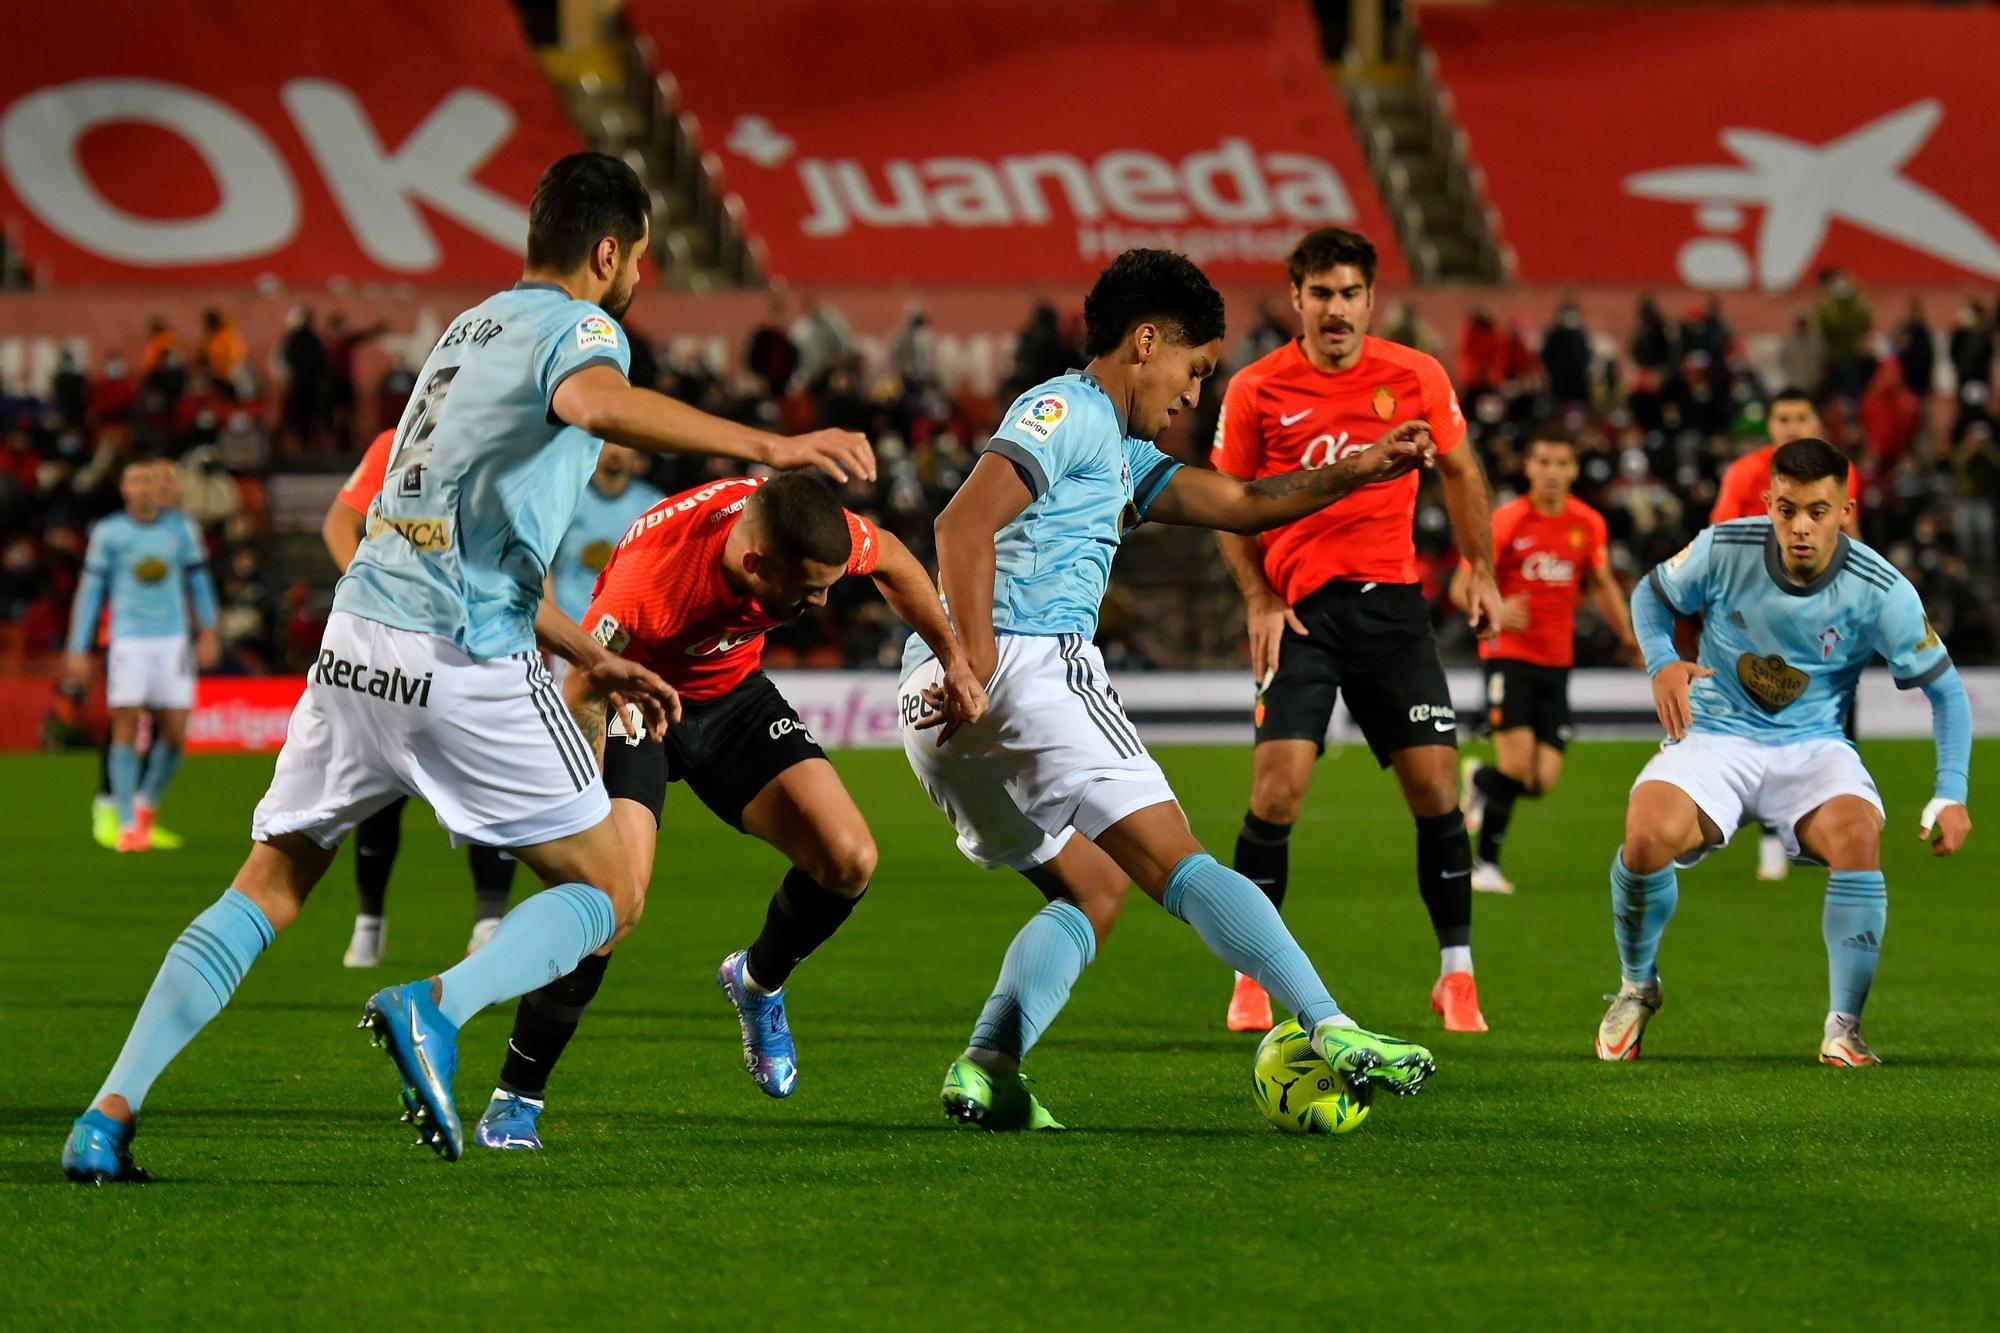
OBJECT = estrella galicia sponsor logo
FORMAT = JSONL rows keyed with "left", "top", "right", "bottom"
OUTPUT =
{"left": 315, "top": 650, "right": 433, "bottom": 706}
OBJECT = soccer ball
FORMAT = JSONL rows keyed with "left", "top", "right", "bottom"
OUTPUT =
{"left": 1252, "top": 1020, "right": 1372, "bottom": 1134}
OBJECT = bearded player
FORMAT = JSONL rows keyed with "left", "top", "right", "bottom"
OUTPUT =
{"left": 1711, "top": 389, "right": 1861, "bottom": 881}
{"left": 1454, "top": 427, "right": 1640, "bottom": 894}
{"left": 62, "top": 152, "right": 874, "bottom": 1181}
{"left": 472, "top": 471, "right": 983, "bottom": 1149}
{"left": 1598, "top": 439, "right": 1969, "bottom": 1067}
{"left": 1212, "top": 228, "right": 1504, "bottom": 1035}
{"left": 900, "top": 249, "right": 1438, "bottom": 1132}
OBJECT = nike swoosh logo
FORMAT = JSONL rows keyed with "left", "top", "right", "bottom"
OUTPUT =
{"left": 410, "top": 1004, "right": 427, "bottom": 1047}
{"left": 1279, "top": 409, "right": 1312, "bottom": 426}
{"left": 1441, "top": 868, "right": 1472, "bottom": 878}
{"left": 1434, "top": 719, "right": 1455, "bottom": 731}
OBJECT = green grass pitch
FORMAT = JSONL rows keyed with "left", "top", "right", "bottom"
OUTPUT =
{"left": 2, "top": 742, "right": 1995, "bottom": 1329}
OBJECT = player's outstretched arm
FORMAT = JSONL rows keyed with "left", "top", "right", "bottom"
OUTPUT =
{"left": 1438, "top": 446, "right": 1502, "bottom": 640}
{"left": 534, "top": 597, "right": 680, "bottom": 742}
{"left": 1149, "top": 422, "right": 1435, "bottom": 535}
{"left": 552, "top": 365, "right": 875, "bottom": 485}
{"left": 868, "top": 528, "right": 987, "bottom": 744}
{"left": 1918, "top": 666, "right": 1972, "bottom": 857}
{"left": 321, "top": 497, "right": 365, "bottom": 573}
{"left": 1632, "top": 576, "right": 1709, "bottom": 740}
{"left": 61, "top": 559, "right": 108, "bottom": 688}
{"left": 933, "top": 452, "right": 1035, "bottom": 687}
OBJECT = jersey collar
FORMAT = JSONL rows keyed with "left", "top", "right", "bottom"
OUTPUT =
{"left": 513, "top": 280, "right": 569, "bottom": 294}
{"left": 1072, "top": 368, "right": 1129, "bottom": 438}
{"left": 1764, "top": 527, "right": 1850, "bottom": 596}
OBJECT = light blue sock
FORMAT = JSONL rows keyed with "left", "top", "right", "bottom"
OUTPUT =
{"left": 1163, "top": 852, "right": 1345, "bottom": 1030}
{"left": 968, "top": 900, "right": 1096, "bottom": 1061}
{"left": 138, "top": 740, "right": 182, "bottom": 808}
{"left": 1611, "top": 848, "right": 1678, "bottom": 984}
{"left": 94, "top": 889, "right": 274, "bottom": 1113}
{"left": 108, "top": 743, "right": 140, "bottom": 826}
{"left": 434, "top": 882, "right": 616, "bottom": 1027}
{"left": 1824, "top": 870, "right": 1887, "bottom": 1017}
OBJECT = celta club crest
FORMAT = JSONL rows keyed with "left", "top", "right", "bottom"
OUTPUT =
{"left": 1819, "top": 626, "right": 1842, "bottom": 660}
{"left": 1623, "top": 99, "right": 2000, "bottom": 291}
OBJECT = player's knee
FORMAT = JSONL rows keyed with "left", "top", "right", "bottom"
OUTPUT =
{"left": 1249, "top": 773, "right": 1307, "bottom": 824}
{"left": 1405, "top": 776, "right": 1460, "bottom": 820}
{"left": 1816, "top": 820, "right": 1881, "bottom": 871}
{"left": 813, "top": 830, "right": 877, "bottom": 898}
{"left": 1619, "top": 821, "right": 1678, "bottom": 875}
{"left": 1068, "top": 869, "right": 1129, "bottom": 949}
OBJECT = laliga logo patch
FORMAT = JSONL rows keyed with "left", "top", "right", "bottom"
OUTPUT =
{"left": 1014, "top": 394, "right": 1067, "bottom": 442}
{"left": 575, "top": 314, "right": 619, "bottom": 351}
{"left": 591, "top": 613, "right": 629, "bottom": 654}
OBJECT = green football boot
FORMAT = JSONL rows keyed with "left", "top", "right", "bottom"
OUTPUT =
{"left": 940, "top": 1058, "right": 1064, "bottom": 1131}
{"left": 1312, "top": 1024, "right": 1437, "bottom": 1096}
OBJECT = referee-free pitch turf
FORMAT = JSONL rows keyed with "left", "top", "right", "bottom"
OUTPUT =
{"left": 2, "top": 743, "right": 1995, "bottom": 1330}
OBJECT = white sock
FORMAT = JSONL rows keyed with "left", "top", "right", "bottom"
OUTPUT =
{"left": 742, "top": 958, "right": 778, "bottom": 996}
{"left": 963, "top": 1046, "right": 1019, "bottom": 1076}
{"left": 353, "top": 914, "right": 384, "bottom": 932}
{"left": 1440, "top": 945, "right": 1474, "bottom": 977}
{"left": 1313, "top": 1014, "right": 1358, "bottom": 1033}
{"left": 492, "top": 1086, "right": 544, "bottom": 1108}
{"left": 1825, "top": 1010, "right": 1860, "bottom": 1033}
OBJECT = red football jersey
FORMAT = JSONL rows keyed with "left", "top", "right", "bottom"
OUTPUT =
{"left": 1475, "top": 495, "right": 1607, "bottom": 669}
{"left": 582, "top": 477, "right": 881, "bottom": 703}
{"left": 335, "top": 430, "right": 396, "bottom": 513}
{"left": 1710, "top": 443, "right": 1860, "bottom": 524}
{"left": 1212, "top": 336, "right": 1467, "bottom": 600}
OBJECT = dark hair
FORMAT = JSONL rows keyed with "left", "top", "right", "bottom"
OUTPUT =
{"left": 525, "top": 153, "right": 651, "bottom": 272}
{"left": 1526, "top": 423, "right": 1576, "bottom": 452}
{"left": 1287, "top": 228, "right": 1378, "bottom": 288}
{"left": 1768, "top": 388, "right": 1819, "bottom": 414}
{"left": 751, "top": 471, "right": 852, "bottom": 567}
{"left": 1082, "top": 250, "right": 1226, "bottom": 358}
{"left": 1772, "top": 438, "right": 1849, "bottom": 486}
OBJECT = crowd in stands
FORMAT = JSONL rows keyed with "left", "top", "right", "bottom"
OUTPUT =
{"left": 4, "top": 274, "right": 1998, "bottom": 685}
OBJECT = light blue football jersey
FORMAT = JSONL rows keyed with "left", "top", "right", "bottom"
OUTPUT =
{"left": 334, "top": 282, "right": 632, "bottom": 659}
{"left": 1647, "top": 518, "right": 1950, "bottom": 744}
{"left": 901, "top": 372, "right": 1181, "bottom": 675}
{"left": 550, "top": 475, "right": 665, "bottom": 622}
{"left": 65, "top": 510, "right": 213, "bottom": 650}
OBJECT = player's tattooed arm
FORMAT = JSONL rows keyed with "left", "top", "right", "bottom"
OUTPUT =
{"left": 536, "top": 595, "right": 680, "bottom": 741}
{"left": 1152, "top": 421, "right": 1434, "bottom": 534}
{"left": 562, "top": 670, "right": 609, "bottom": 767}
{"left": 869, "top": 528, "right": 988, "bottom": 743}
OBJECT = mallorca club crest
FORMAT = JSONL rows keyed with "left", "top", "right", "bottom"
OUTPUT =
{"left": 1371, "top": 387, "right": 1396, "bottom": 421}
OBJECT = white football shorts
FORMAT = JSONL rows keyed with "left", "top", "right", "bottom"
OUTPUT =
{"left": 106, "top": 634, "right": 195, "bottom": 710}
{"left": 251, "top": 612, "right": 609, "bottom": 849}
{"left": 1632, "top": 730, "right": 1883, "bottom": 865}
{"left": 900, "top": 632, "right": 1175, "bottom": 871}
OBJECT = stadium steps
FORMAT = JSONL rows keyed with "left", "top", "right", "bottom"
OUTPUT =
{"left": 531, "top": 15, "right": 761, "bottom": 292}
{"left": 1337, "top": 45, "right": 1512, "bottom": 286}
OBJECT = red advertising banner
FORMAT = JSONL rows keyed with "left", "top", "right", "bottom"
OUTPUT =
{"left": 1424, "top": 7, "right": 2000, "bottom": 289}
{"left": 626, "top": 0, "right": 1405, "bottom": 286}
{"left": 185, "top": 676, "right": 306, "bottom": 754}
{"left": 0, "top": 1, "right": 582, "bottom": 287}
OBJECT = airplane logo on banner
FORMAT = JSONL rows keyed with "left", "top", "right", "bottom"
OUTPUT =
{"left": 1624, "top": 99, "right": 2000, "bottom": 289}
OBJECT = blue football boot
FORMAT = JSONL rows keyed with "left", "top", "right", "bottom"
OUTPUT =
{"left": 474, "top": 1093, "right": 544, "bottom": 1150}
{"left": 717, "top": 950, "right": 798, "bottom": 1098}
{"left": 62, "top": 1108, "right": 151, "bottom": 1184}
{"left": 360, "top": 980, "right": 464, "bottom": 1161}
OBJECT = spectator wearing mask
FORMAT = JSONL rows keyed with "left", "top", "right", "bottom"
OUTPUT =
{"left": 1776, "top": 310, "right": 1825, "bottom": 398}
{"left": 1816, "top": 268, "right": 1873, "bottom": 401}
{"left": 1541, "top": 299, "right": 1593, "bottom": 406}
{"left": 745, "top": 294, "right": 800, "bottom": 394}
{"left": 1894, "top": 298, "right": 1935, "bottom": 399}
{"left": 278, "top": 306, "right": 330, "bottom": 453}
{"left": 790, "top": 295, "right": 854, "bottom": 387}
